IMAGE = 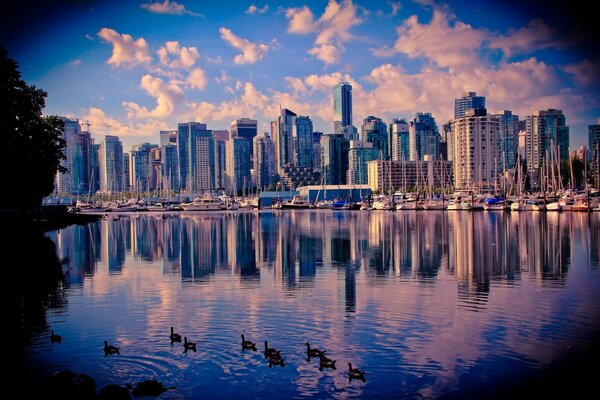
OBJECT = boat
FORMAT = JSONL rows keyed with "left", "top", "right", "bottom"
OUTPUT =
{"left": 148, "top": 202, "right": 167, "bottom": 211}
{"left": 483, "top": 196, "right": 506, "bottom": 211}
{"left": 528, "top": 199, "right": 546, "bottom": 211}
{"left": 280, "top": 195, "right": 311, "bottom": 209}
{"left": 181, "top": 194, "right": 223, "bottom": 211}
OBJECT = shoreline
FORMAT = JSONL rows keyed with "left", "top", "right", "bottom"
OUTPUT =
{"left": 0, "top": 206, "right": 102, "bottom": 233}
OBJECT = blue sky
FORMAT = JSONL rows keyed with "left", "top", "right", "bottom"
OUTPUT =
{"left": 2, "top": 0, "right": 599, "bottom": 150}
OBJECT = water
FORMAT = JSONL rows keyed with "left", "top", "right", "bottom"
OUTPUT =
{"left": 12, "top": 211, "right": 600, "bottom": 398}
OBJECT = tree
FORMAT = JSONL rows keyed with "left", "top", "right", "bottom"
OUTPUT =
{"left": 0, "top": 48, "right": 66, "bottom": 207}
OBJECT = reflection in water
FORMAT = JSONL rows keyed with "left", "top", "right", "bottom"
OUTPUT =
{"left": 49, "top": 212, "right": 595, "bottom": 299}
{"left": 21, "top": 212, "right": 600, "bottom": 398}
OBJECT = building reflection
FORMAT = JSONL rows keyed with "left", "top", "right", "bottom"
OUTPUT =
{"left": 49, "top": 211, "right": 591, "bottom": 301}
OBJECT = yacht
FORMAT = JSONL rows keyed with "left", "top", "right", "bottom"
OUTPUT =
{"left": 280, "top": 195, "right": 311, "bottom": 209}
{"left": 181, "top": 194, "right": 223, "bottom": 211}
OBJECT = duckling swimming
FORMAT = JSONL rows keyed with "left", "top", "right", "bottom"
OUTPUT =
{"left": 183, "top": 336, "right": 196, "bottom": 352}
{"left": 318, "top": 353, "right": 337, "bottom": 371}
{"left": 241, "top": 334, "right": 257, "bottom": 351}
{"left": 268, "top": 352, "right": 285, "bottom": 368}
{"left": 103, "top": 341, "right": 120, "bottom": 356}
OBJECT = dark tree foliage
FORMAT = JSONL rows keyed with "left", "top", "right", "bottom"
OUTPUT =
{"left": 0, "top": 47, "right": 66, "bottom": 207}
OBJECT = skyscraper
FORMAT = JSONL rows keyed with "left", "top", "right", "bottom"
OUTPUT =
{"left": 99, "top": 135, "right": 124, "bottom": 193}
{"left": 321, "top": 133, "right": 349, "bottom": 185}
{"left": 450, "top": 108, "right": 501, "bottom": 190}
{"left": 524, "top": 109, "right": 569, "bottom": 172}
{"left": 312, "top": 131, "right": 323, "bottom": 173}
{"left": 159, "top": 131, "right": 179, "bottom": 191}
{"left": 293, "top": 115, "right": 314, "bottom": 169}
{"left": 389, "top": 118, "right": 409, "bottom": 161}
{"left": 131, "top": 142, "right": 159, "bottom": 193}
{"left": 213, "top": 130, "right": 228, "bottom": 190}
{"left": 589, "top": 124, "right": 600, "bottom": 186}
{"left": 409, "top": 113, "right": 440, "bottom": 161}
{"left": 57, "top": 117, "right": 94, "bottom": 195}
{"left": 454, "top": 91, "right": 485, "bottom": 119}
{"left": 230, "top": 118, "right": 258, "bottom": 155}
{"left": 496, "top": 110, "right": 520, "bottom": 170}
{"left": 273, "top": 108, "right": 297, "bottom": 173}
{"left": 347, "top": 140, "right": 379, "bottom": 184}
{"left": 177, "top": 122, "right": 208, "bottom": 192}
{"left": 189, "top": 126, "right": 215, "bottom": 192}
{"left": 226, "top": 136, "right": 251, "bottom": 195}
{"left": 333, "top": 82, "right": 352, "bottom": 136}
{"left": 254, "top": 132, "right": 276, "bottom": 189}
{"left": 361, "top": 116, "right": 388, "bottom": 159}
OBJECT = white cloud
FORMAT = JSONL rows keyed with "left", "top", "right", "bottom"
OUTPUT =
{"left": 123, "top": 74, "right": 183, "bottom": 118}
{"left": 219, "top": 27, "right": 270, "bottom": 64}
{"left": 68, "top": 59, "right": 82, "bottom": 67}
{"left": 83, "top": 107, "right": 171, "bottom": 138}
{"left": 245, "top": 4, "right": 269, "bottom": 14}
{"left": 187, "top": 68, "right": 207, "bottom": 90}
{"left": 285, "top": 0, "right": 363, "bottom": 65}
{"left": 392, "top": 9, "right": 486, "bottom": 68}
{"left": 286, "top": 6, "right": 316, "bottom": 34}
{"left": 140, "top": 0, "right": 202, "bottom": 16}
{"left": 97, "top": 28, "right": 152, "bottom": 68}
{"left": 156, "top": 41, "right": 200, "bottom": 69}
{"left": 563, "top": 59, "right": 600, "bottom": 88}
{"left": 214, "top": 69, "right": 232, "bottom": 84}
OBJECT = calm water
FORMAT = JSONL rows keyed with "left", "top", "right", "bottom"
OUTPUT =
{"left": 14, "top": 211, "right": 600, "bottom": 398}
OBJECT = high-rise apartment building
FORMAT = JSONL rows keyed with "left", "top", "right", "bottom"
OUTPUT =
{"left": 226, "top": 136, "right": 251, "bottom": 195}
{"left": 347, "top": 140, "right": 379, "bottom": 184}
{"left": 99, "top": 135, "right": 124, "bottom": 193}
{"left": 230, "top": 118, "right": 257, "bottom": 156}
{"left": 273, "top": 108, "right": 297, "bottom": 173}
{"left": 131, "top": 142, "right": 159, "bottom": 193}
{"left": 389, "top": 118, "right": 409, "bottom": 161}
{"left": 177, "top": 122, "right": 209, "bottom": 192}
{"left": 293, "top": 115, "right": 314, "bottom": 169}
{"left": 524, "top": 109, "right": 569, "bottom": 171}
{"left": 409, "top": 113, "right": 440, "bottom": 161}
{"left": 454, "top": 91, "right": 485, "bottom": 119}
{"left": 254, "top": 132, "right": 276, "bottom": 189}
{"left": 361, "top": 116, "right": 388, "bottom": 159}
{"left": 333, "top": 82, "right": 353, "bottom": 137}
{"left": 57, "top": 117, "right": 94, "bottom": 195}
{"left": 212, "top": 130, "right": 228, "bottom": 190}
{"left": 450, "top": 108, "right": 501, "bottom": 190}
{"left": 590, "top": 124, "right": 600, "bottom": 186}
{"left": 159, "top": 130, "right": 179, "bottom": 191}
{"left": 189, "top": 126, "right": 215, "bottom": 192}
{"left": 496, "top": 110, "right": 519, "bottom": 170}
{"left": 312, "top": 131, "right": 323, "bottom": 173}
{"left": 321, "top": 133, "right": 349, "bottom": 185}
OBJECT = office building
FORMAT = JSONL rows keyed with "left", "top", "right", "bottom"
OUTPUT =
{"left": 333, "top": 82, "right": 353, "bottom": 137}
{"left": 455, "top": 91, "right": 485, "bottom": 119}
{"left": 524, "top": 109, "right": 569, "bottom": 171}
{"left": 230, "top": 118, "right": 257, "bottom": 156}
{"left": 389, "top": 118, "right": 409, "bottom": 161}
{"left": 99, "top": 135, "right": 124, "bottom": 193}
{"left": 226, "top": 136, "right": 251, "bottom": 195}
{"left": 293, "top": 115, "right": 314, "bottom": 169}
{"left": 347, "top": 140, "right": 379, "bottom": 184}
{"left": 496, "top": 110, "right": 520, "bottom": 170}
{"left": 361, "top": 116, "right": 388, "bottom": 159}
{"left": 254, "top": 132, "right": 276, "bottom": 189}
{"left": 409, "top": 113, "right": 440, "bottom": 161}
{"left": 321, "top": 133, "right": 349, "bottom": 185}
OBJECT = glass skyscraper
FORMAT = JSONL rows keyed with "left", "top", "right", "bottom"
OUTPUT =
{"left": 254, "top": 132, "right": 275, "bottom": 189}
{"left": 454, "top": 91, "right": 485, "bottom": 119}
{"left": 333, "top": 82, "right": 352, "bottom": 136}
{"left": 361, "top": 116, "right": 388, "bottom": 159}
{"left": 99, "top": 135, "right": 124, "bottom": 193}
{"left": 293, "top": 115, "right": 314, "bottom": 169}
{"left": 230, "top": 118, "right": 258, "bottom": 156}
{"left": 321, "top": 133, "right": 349, "bottom": 185}
{"left": 226, "top": 136, "right": 251, "bottom": 195}
{"left": 131, "top": 142, "right": 159, "bottom": 193}
{"left": 496, "top": 110, "right": 520, "bottom": 170}
{"left": 390, "top": 118, "right": 409, "bottom": 161}
{"left": 524, "top": 109, "right": 569, "bottom": 171}
{"left": 590, "top": 124, "right": 600, "bottom": 186}
{"left": 409, "top": 113, "right": 440, "bottom": 161}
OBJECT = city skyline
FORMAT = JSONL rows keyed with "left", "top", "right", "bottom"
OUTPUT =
{"left": 2, "top": 0, "right": 599, "bottom": 151}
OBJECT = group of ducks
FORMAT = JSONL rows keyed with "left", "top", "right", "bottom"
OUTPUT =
{"left": 240, "top": 333, "right": 366, "bottom": 382}
{"left": 51, "top": 327, "right": 366, "bottom": 383}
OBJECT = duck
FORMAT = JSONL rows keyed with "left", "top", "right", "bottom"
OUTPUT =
{"left": 348, "top": 363, "right": 366, "bottom": 381}
{"left": 318, "top": 353, "right": 337, "bottom": 370}
{"left": 170, "top": 326, "right": 182, "bottom": 343}
{"left": 183, "top": 336, "right": 196, "bottom": 352}
{"left": 103, "top": 341, "right": 120, "bottom": 356}
{"left": 305, "top": 342, "right": 325, "bottom": 358}
{"left": 241, "top": 334, "right": 257, "bottom": 351}
{"left": 264, "top": 341, "right": 280, "bottom": 358}
{"left": 131, "top": 380, "right": 176, "bottom": 397}
{"left": 268, "top": 352, "right": 285, "bottom": 368}
{"left": 50, "top": 330, "right": 62, "bottom": 344}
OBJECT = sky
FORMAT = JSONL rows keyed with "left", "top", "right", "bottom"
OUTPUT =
{"left": 2, "top": 0, "right": 599, "bottom": 151}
